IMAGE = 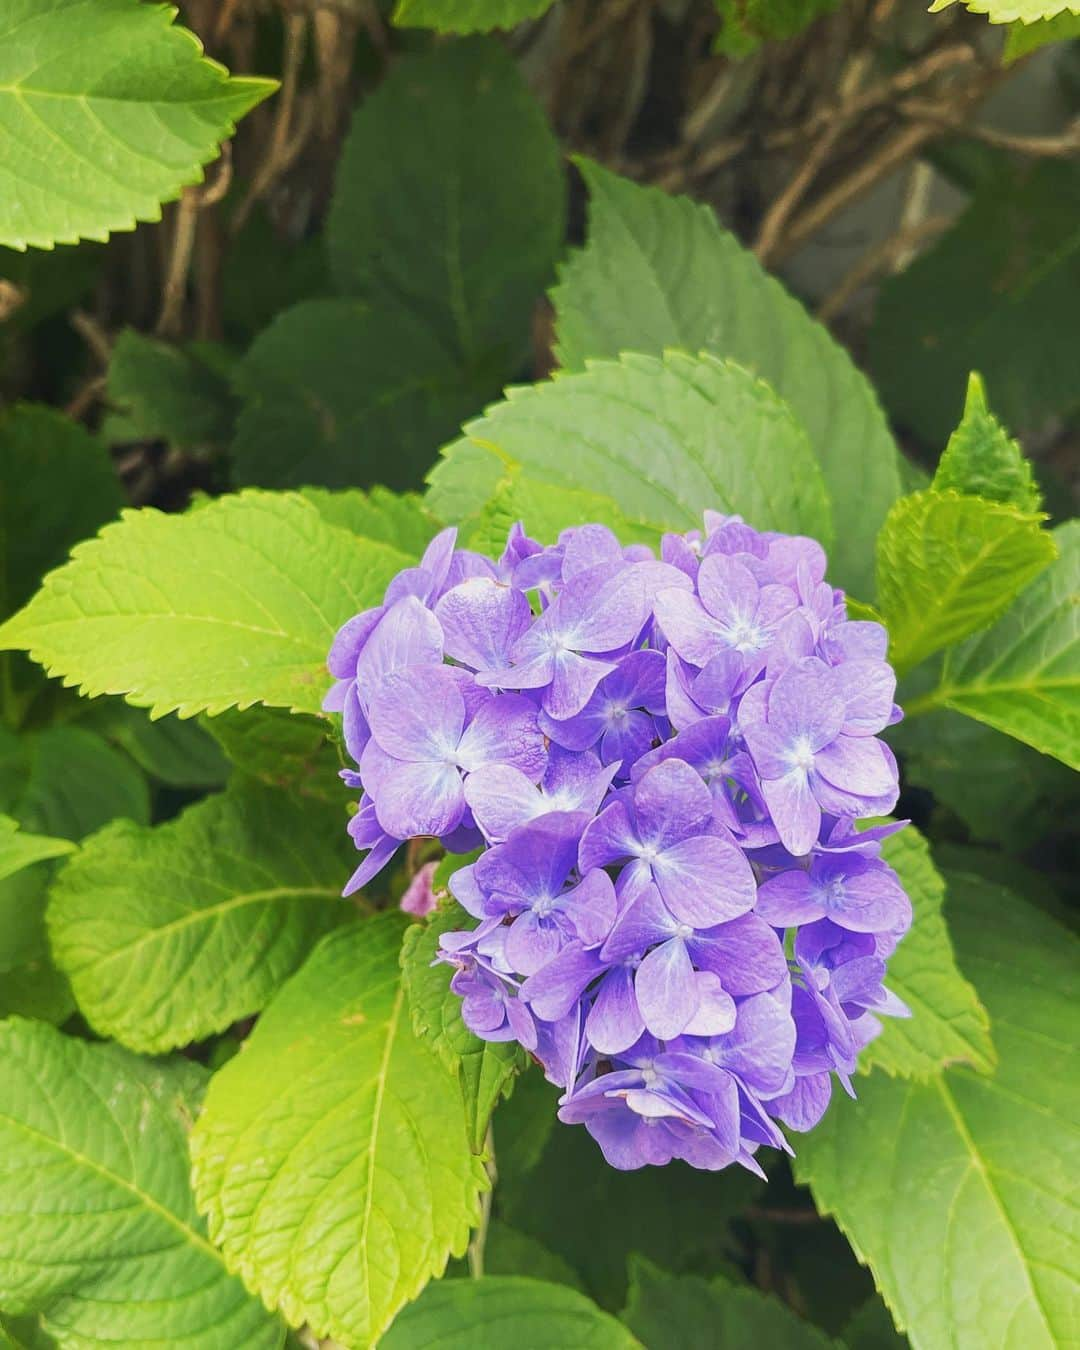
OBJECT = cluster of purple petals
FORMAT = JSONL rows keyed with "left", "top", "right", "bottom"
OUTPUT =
{"left": 326, "top": 513, "right": 913, "bottom": 1173}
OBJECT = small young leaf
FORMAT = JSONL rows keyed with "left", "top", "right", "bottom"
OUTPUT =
{"left": 795, "top": 877, "right": 1079, "bottom": 1350}
{"left": 0, "top": 814, "right": 73, "bottom": 884}
{"left": 428, "top": 350, "right": 832, "bottom": 547}
{"left": 550, "top": 161, "right": 901, "bottom": 596}
{"left": 191, "top": 915, "right": 487, "bottom": 1348}
{"left": 392, "top": 0, "right": 556, "bottom": 32}
{"left": 621, "top": 1256, "right": 837, "bottom": 1348}
{"left": 1002, "top": 10, "right": 1080, "bottom": 60}
{"left": 48, "top": 782, "right": 354, "bottom": 1053}
{"left": 0, "top": 490, "right": 411, "bottom": 719}
{"left": 327, "top": 39, "right": 564, "bottom": 374}
{"left": 402, "top": 900, "right": 527, "bottom": 1151}
{"left": 876, "top": 489, "right": 1055, "bottom": 673}
{"left": 929, "top": 519, "right": 1079, "bottom": 769}
{"left": 932, "top": 373, "right": 1040, "bottom": 510}
{"left": 0, "top": 1020, "right": 283, "bottom": 1347}
{"left": 0, "top": 0, "right": 275, "bottom": 250}
{"left": 862, "top": 828, "right": 994, "bottom": 1078}
{"left": 380, "top": 1277, "right": 641, "bottom": 1348}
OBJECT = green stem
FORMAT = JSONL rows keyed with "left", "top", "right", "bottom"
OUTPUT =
{"left": 467, "top": 1125, "right": 497, "bottom": 1279}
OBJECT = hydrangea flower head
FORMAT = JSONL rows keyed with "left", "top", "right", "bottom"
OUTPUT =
{"left": 327, "top": 513, "right": 912, "bottom": 1173}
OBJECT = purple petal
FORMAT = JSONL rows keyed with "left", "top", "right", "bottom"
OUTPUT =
{"left": 586, "top": 966, "right": 645, "bottom": 1055}
{"left": 354, "top": 597, "right": 444, "bottom": 697}
{"left": 343, "top": 833, "right": 401, "bottom": 895}
{"left": 600, "top": 881, "right": 677, "bottom": 962}
{"left": 832, "top": 660, "right": 897, "bottom": 737}
{"left": 635, "top": 938, "right": 698, "bottom": 1039}
{"left": 653, "top": 588, "right": 724, "bottom": 666}
{"left": 505, "top": 911, "right": 566, "bottom": 976}
{"left": 771, "top": 1072, "right": 832, "bottom": 1132}
{"left": 653, "top": 835, "right": 756, "bottom": 927}
{"left": 689, "top": 913, "right": 789, "bottom": 995}
{"left": 560, "top": 868, "right": 618, "bottom": 948}
{"left": 328, "top": 606, "right": 384, "bottom": 679}
{"left": 815, "top": 736, "right": 897, "bottom": 801}
{"left": 713, "top": 992, "right": 797, "bottom": 1097}
{"left": 367, "top": 666, "right": 464, "bottom": 762}
{"left": 633, "top": 758, "right": 713, "bottom": 850}
{"left": 399, "top": 860, "right": 437, "bottom": 917}
{"left": 372, "top": 759, "right": 465, "bottom": 839}
{"left": 761, "top": 770, "right": 820, "bottom": 857}
{"left": 544, "top": 650, "right": 616, "bottom": 721}
{"left": 579, "top": 799, "right": 638, "bottom": 873}
{"left": 434, "top": 578, "right": 532, "bottom": 673}
{"left": 767, "top": 657, "right": 844, "bottom": 749}
{"left": 754, "top": 868, "right": 823, "bottom": 927}
{"left": 457, "top": 692, "right": 547, "bottom": 778}
{"left": 683, "top": 973, "right": 736, "bottom": 1036}
{"left": 561, "top": 524, "right": 624, "bottom": 579}
{"left": 521, "top": 943, "right": 603, "bottom": 1022}
{"left": 463, "top": 764, "right": 543, "bottom": 841}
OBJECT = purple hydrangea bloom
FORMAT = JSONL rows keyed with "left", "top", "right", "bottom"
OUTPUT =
{"left": 326, "top": 511, "right": 912, "bottom": 1174}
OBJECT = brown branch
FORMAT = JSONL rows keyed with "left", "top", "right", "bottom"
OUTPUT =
{"left": 817, "top": 213, "right": 951, "bottom": 321}
{"left": 755, "top": 116, "right": 851, "bottom": 264}
{"left": 156, "top": 146, "right": 233, "bottom": 339}
{"left": 900, "top": 103, "right": 1080, "bottom": 157}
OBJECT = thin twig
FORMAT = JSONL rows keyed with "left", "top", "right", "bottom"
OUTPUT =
{"left": 467, "top": 1126, "right": 497, "bottom": 1279}
{"left": 156, "top": 189, "right": 201, "bottom": 338}
{"left": 817, "top": 213, "right": 950, "bottom": 321}
{"left": 70, "top": 309, "right": 112, "bottom": 364}
{"left": 755, "top": 116, "right": 851, "bottom": 264}
{"left": 900, "top": 103, "right": 1080, "bottom": 156}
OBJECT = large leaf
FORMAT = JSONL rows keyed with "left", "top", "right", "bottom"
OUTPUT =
{"left": 621, "top": 1256, "right": 836, "bottom": 1348}
{"left": 327, "top": 39, "right": 564, "bottom": 374}
{"left": 876, "top": 490, "right": 1055, "bottom": 675}
{"left": 392, "top": 0, "right": 556, "bottom": 31}
{"left": 932, "top": 374, "right": 1040, "bottom": 511}
{"left": 911, "top": 520, "right": 1079, "bottom": 769}
{"left": 0, "top": 1019, "right": 283, "bottom": 1347}
{"left": 0, "top": 405, "right": 121, "bottom": 617}
{"left": 0, "top": 814, "right": 72, "bottom": 884}
{"left": 81, "top": 701, "right": 229, "bottom": 789}
{"left": 930, "top": 0, "right": 1080, "bottom": 22}
{"left": 870, "top": 162, "right": 1080, "bottom": 445}
{"left": 382, "top": 1277, "right": 640, "bottom": 1348}
{"left": 550, "top": 161, "right": 901, "bottom": 596}
{"left": 427, "top": 351, "right": 832, "bottom": 547}
{"left": 862, "top": 828, "right": 993, "bottom": 1078}
{"left": 231, "top": 299, "right": 493, "bottom": 491}
{"left": 0, "top": 490, "right": 411, "bottom": 719}
{"left": 204, "top": 705, "right": 342, "bottom": 801}
{"left": 402, "top": 900, "right": 527, "bottom": 1152}
{"left": 300, "top": 486, "right": 440, "bottom": 557}
{"left": 191, "top": 915, "right": 487, "bottom": 1348}
{"left": 48, "top": 782, "right": 353, "bottom": 1053}
{"left": 796, "top": 876, "right": 1079, "bottom": 1350}
{"left": 0, "top": 0, "right": 274, "bottom": 250}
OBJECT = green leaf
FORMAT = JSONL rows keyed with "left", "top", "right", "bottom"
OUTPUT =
{"left": 48, "top": 782, "right": 353, "bottom": 1053}
{"left": 713, "top": 0, "right": 840, "bottom": 55}
{"left": 392, "top": 0, "right": 556, "bottom": 32}
{"left": 0, "top": 814, "right": 72, "bottom": 884}
{"left": 493, "top": 1063, "right": 558, "bottom": 1181}
{"left": 191, "top": 915, "right": 487, "bottom": 1347}
{"left": 932, "top": 373, "right": 1040, "bottom": 511}
{"left": 876, "top": 489, "right": 1055, "bottom": 674}
{"left": 81, "top": 700, "right": 229, "bottom": 788}
{"left": 204, "top": 705, "right": 342, "bottom": 800}
{"left": 0, "top": 489, "right": 411, "bottom": 719}
{"left": 869, "top": 161, "right": 1080, "bottom": 444}
{"left": 327, "top": 39, "right": 564, "bottom": 373}
{"left": 381, "top": 1277, "right": 641, "bottom": 1349}
{"left": 861, "top": 827, "right": 994, "bottom": 1077}
{"left": 231, "top": 299, "right": 494, "bottom": 491}
{"left": 795, "top": 877, "right": 1080, "bottom": 1350}
{"left": 0, "top": 0, "right": 275, "bottom": 250}
{"left": 0, "top": 404, "right": 122, "bottom": 617}
{"left": 106, "top": 330, "right": 237, "bottom": 447}
{"left": 0, "top": 724, "right": 150, "bottom": 840}
{"left": 843, "top": 1298, "right": 909, "bottom": 1350}
{"left": 482, "top": 1222, "right": 586, "bottom": 1290}
{"left": 917, "top": 519, "right": 1079, "bottom": 769}
{"left": 402, "top": 901, "right": 527, "bottom": 1152}
{"left": 550, "top": 161, "right": 902, "bottom": 596}
{"left": 930, "top": 0, "right": 1079, "bottom": 23}
{"left": 621, "top": 1256, "right": 837, "bottom": 1348}
{"left": 428, "top": 350, "right": 833, "bottom": 548}
{"left": 1002, "top": 10, "right": 1080, "bottom": 59}
{"left": 300, "top": 486, "right": 440, "bottom": 557}
{"left": 0, "top": 1019, "right": 283, "bottom": 1347}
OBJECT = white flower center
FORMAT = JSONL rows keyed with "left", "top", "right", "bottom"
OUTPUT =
{"left": 790, "top": 735, "right": 815, "bottom": 772}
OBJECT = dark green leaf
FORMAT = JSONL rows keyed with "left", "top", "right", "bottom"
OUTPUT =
{"left": 393, "top": 0, "right": 556, "bottom": 32}
{"left": 81, "top": 701, "right": 229, "bottom": 789}
{"left": 204, "top": 705, "right": 342, "bottom": 800}
{"left": 105, "top": 330, "right": 238, "bottom": 447}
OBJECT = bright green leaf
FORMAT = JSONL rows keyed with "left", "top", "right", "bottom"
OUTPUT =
{"left": 428, "top": 350, "right": 832, "bottom": 547}
{"left": 402, "top": 901, "right": 527, "bottom": 1151}
{"left": 876, "top": 489, "right": 1055, "bottom": 674}
{"left": 861, "top": 827, "right": 994, "bottom": 1077}
{"left": 106, "top": 330, "right": 237, "bottom": 447}
{"left": 0, "top": 1019, "right": 284, "bottom": 1347}
{"left": 0, "top": 404, "right": 121, "bottom": 617}
{"left": 870, "top": 161, "right": 1080, "bottom": 444}
{"left": 231, "top": 299, "right": 495, "bottom": 492}
{"left": 795, "top": 877, "right": 1079, "bottom": 1350}
{"left": 0, "top": 813, "right": 72, "bottom": 884}
{"left": 392, "top": 0, "right": 556, "bottom": 32}
{"left": 381, "top": 1277, "right": 641, "bottom": 1349}
{"left": 0, "top": 0, "right": 275, "bottom": 250}
{"left": 300, "top": 486, "right": 440, "bottom": 557}
{"left": 327, "top": 39, "right": 564, "bottom": 373}
{"left": 550, "top": 161, "right": 901, "bottom": 596}
{"left": 930, "top": 0, "right": 1080, "bottom": 23}
{"left": 1002, "top": 10, "right": 1080, "bottom": 59}
{"left": 48, "top": 782, "right": 353, "bottom": 1053}
{"left": 191, "top": 915, "right": 486, "bottom": 1348}
{"left": 932, "top": 373, "right": 1041, "bottom": 510}
{"left": 920, "top": 519, "right": 1079, "bottom": 769}
{"left": 621, "top": 1256, "right": 837, "bottom": 1348}
{"left": 0, "top": 490, "right": 411, "bottom": 718}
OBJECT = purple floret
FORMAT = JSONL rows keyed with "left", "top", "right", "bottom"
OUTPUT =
{"left": 325, "top": 511, "right": 912, "bottom": 1173}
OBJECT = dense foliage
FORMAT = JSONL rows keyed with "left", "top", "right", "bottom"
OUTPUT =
{"left": 0, "top": 2, "right": 1077, "bottom": 1348}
